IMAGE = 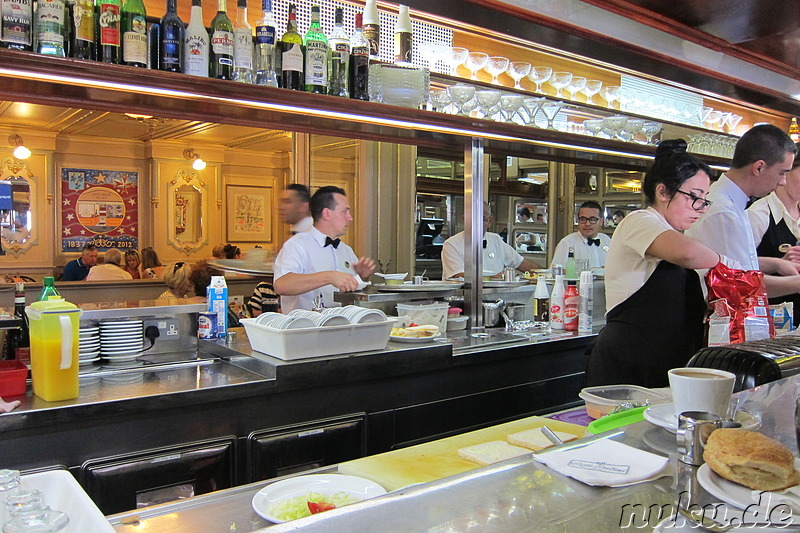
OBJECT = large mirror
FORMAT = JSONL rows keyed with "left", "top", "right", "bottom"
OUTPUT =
{"left": 167, "top": 169, "right": 208, "bottom": 254}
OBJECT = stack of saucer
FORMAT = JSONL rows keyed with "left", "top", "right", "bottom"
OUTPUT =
{"left": 78, "top": 325, "right": 101, "bottom": 366}
{"left": 99, "top": 320, "right": 144, "bottom": 364}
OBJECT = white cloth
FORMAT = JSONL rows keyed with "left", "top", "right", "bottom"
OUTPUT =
{"left": 550, "top": 231, "right": 611, "bottom": 268}
{"left": 686, "top": 174, "right": 759, "bottom": 270}
{"left": 273, "top": 226, "right": 361, "bottom": 312}
{"left": 85, "top": 263, "right": 133, "bottom": 281}
{"left": 748, "top": 192, "right": 800, "bottom": 247}
{"left": 534, "top": 438, "right": 668, "bottom": 486}
{"left": 441, "top": 231, "right": 523, "bottom": 280}
{"left": 604, "top": 207, "right": 673, "bottom": 312}
{"left": 291, "top": 216, "right": 313, "bottom": 235}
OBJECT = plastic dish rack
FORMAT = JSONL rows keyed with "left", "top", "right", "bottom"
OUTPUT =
{"left": 20, "top": 470, "right": 114, "bottom": 532}
{"left": 240, "top": 318, "right": 396, "bottom": 361}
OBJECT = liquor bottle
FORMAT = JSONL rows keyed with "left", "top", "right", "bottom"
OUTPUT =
{"left": 278, "top": 3, "right": 302, "bottom": 90}
{"left": 35, "top": 0, "right": 67, "bottom": 56}
{"left": 563, "top": 280, "right": 580, "bottom": 331}
{"left": 362, "top": 0, "right": 378, "bottom": 61}
{"left": 1, "top": 0, "right": 33, "bottom": 51}
{"left": 394, "top": 4, "right": 410, "bottom": 65}
{"left": 12, "top": 282, "right": 30, "bottom": 364}
{"left": 120, "top": 0, "right": 146, "bottom": 67}
{"left": 96, "top": 0, "right": 122, "bottom": 63}
{"left": 232, "top": 0, "right": 253, "bottom": 83}
{"left": 549, "top": 274, "right": 564, "bottom": 330}
{"left": 303, "top": 4, "right": 328, "bottom": 94}
{"left": 533, "top": 274, "right": 549, "bottom": 324}
{"left": 253, "top": 0, "right": 277, "bottom": 86}
{"left": 158, "top": 0, "right": 183, "bottom": 72}
{"left": 209, "top": 0, "right": 234, "bottom": 79}
{"left": 69, "top": 0, "right": 96, "bottom": 59}
{"left": 183, "top": 0, "right": 208, "bottom": 76}
{"left": 790, "top": 117, "right": 800, "bottom": 143}
{"left": 348, "top": 12, "right": 368, "bottom": 100}
{"left": 37, "top": 276, "right": 59, "bottom": 301}
{"left": 147, "top": 19, "right": 158, "bottom": 67}
{"left": 327, "top": 7, "right": 348, "bottom": 98}
{"left": 565, "top": 247, "right": 577, "bottom": 278}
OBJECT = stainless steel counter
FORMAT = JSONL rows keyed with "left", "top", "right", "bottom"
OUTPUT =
{"left": 107, "top": 372, "right": 799, "bottom": 532}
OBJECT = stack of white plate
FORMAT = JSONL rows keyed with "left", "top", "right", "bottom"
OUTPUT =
{"left": 78, "top": 325, "right": 101, "bottom": 365}
{"left": 99, "top": 320, "right": 144, "bottom": 364}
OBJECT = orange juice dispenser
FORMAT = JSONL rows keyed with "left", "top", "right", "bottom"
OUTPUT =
{"left": 25, "top": 298, "right": 81, "bottom": 401}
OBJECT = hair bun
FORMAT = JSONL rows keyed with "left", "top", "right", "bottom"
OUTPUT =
{"left": 654, "top": 139, "right": 688, "bottom": 159}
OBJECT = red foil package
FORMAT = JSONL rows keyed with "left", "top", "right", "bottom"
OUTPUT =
{"left": 705, "top": 263, "right": 774, "bottom": 345}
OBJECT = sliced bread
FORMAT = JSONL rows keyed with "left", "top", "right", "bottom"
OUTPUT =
{"left": 457, "top": 441, "right": 531, "bottom": 466}
{"left": 507, "top": 428, "right": 579, "bottom": 451}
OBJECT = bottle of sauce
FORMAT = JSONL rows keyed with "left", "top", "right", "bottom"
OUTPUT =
{"left": 563, "top": 280, "right": 580, "bottom": 331}
{"left": 549, "top": 274, "right": 565, "bottom": 330}
{"left": 533, "top": 274, "right": 549, "bottom": 324}
{"left": 394, "top": 4, "right": 411, "bottom": 65}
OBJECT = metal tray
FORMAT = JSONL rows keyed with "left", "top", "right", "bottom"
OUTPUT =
{"left": 375, "top": 281, "right": 463, "bottom": 292}
{"left": 481, "top": 280, "right": 531, "bottom": 289}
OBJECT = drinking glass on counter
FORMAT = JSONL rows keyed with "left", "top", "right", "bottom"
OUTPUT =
{"left": 485, "top": 56, "right": 510, "bottom": 85}
{"left": 581, "top": 79, "right": 603, "bottom": 104}
{"left": 548, "top": 71, "right": 573, "bottom": 98}
{"left": 465, "top": 52, "right": 489, "bottom": 80}
{"left": 507, "top": 61, "right": 531, "bottom": 89}
{"left": 527, "top": 66, "right": 552, "bottom": 93}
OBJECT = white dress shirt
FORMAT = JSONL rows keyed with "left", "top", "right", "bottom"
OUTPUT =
{"left": 441, "top": 231, "right": 523, "bottom": 280}
{"left": 685, "top": 174, "right": 759, "bottom": 270}
{"left": 85, "top": 263, "right": 133, "bottom": 281}
{"left": 747, "top": 191, "right": 800, "bottom": 246}
{"left": 605, "top": 207, "right": 673, "bottom": 312}
{"left": 273, "top": 226, "right": 360, "bottom": 312}
{"left": 550, "top": 231, "right": 611, "bottom": 268}
{"left": 291, "top": 216, "right": 313, "bottom": 235}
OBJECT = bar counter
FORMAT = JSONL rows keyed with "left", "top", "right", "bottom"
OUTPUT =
{"left": 107, "top": 368, "right": 800, "bottom": 532}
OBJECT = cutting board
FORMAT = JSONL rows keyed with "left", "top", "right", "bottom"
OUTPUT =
{"left": 338, "top": 416, "right": 587, "bottom": 491}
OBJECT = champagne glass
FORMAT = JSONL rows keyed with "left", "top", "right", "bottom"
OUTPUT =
{"left": 642, "top": 121, "right": 663, "bottom": 145}
{"left": 602, "top": 85, "right": 621, "bottom": 109}
{"left": 527, "top": 66, "right": 552, "bottom": 94}
{"left": 499, "top": 94, "right": 524, "bottom": 123}
{"left": 603, "top": 115, "right": 628, "bottom": 140}
{"left": 449, "top": 47, "right": 469, "bottom": 76}
{"left": 429, "top": 88, "right": 453, "bottom": 113}
{"left": 725, "top": 113, "right": 743, "bottom": 134}
{"left": 485, "top": 56, "right": 510, "bottom": 85}
{"left": 465, "top": 52, "right": 489, "bottom": 80}
{"left": 548, "top": 71, "right": 573, "bottom": 98}
{"left": 522, "top": 96, "right": 544, "bottom": 126}
{"left": 507, "top": 62, "right": 531, "bottom": 90}
{"left": 583, "top": 119, "right": 604, "bottom": 137}
{"left": 581, "top": 79, "right": 602, "bottom": 104}
{"left": 566, "top": 76, "right": 586, "bottom": 101}
{"left": 418, "top": 41, "right": 449, "bottom": 72}
{"left": 540, "top": 100, "right": 564, "bottom": 130}
{"left": 448, "top": 83, "right": 476, "bottom": 116}
{"left": 620, "top": 118, "right": 644, "bottom": 142}
{"left": 476, "top": 89, "right": 502, "bottom": 120}
{"left": 705, "top": 110, "right": 724, "bottom": 131}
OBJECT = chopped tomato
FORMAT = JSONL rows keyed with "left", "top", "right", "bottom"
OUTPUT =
{"left": 409, "top": 322, "right": 418, "bottom": 327}
{"left": 307, "top": 501, "right": 336, "bottom": 514}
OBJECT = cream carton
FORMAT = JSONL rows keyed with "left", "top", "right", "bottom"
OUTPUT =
{"left": 207, "top": 275, "right": 228, "bottom": 338}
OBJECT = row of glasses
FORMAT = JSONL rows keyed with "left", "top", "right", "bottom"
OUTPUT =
{"left": 687, "top": 134, "right": 737, "bottom": 158}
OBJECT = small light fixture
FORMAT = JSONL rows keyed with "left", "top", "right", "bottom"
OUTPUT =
{"left": 183, "top": 147, "right": 206, "bottom": 170}
{"left": 8, "top": 134, "right": 30, "bottom": 160}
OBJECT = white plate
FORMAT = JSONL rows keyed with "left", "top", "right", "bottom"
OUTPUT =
{"left": 643, "top": 403, "right": 761, "bottom": 433}
{"left": 251, "top": 474, "right": 386, "bottom": 523}
{"left": 389, "top": 333, "right": 443, "bottom": 343}
{"left": 101, "top": 353, "right": 143, "bottom": 361}
{"left": 79, "top": 350, "right": 101, "bottom": 358}
{"left": 79, "top": 357, "right": 101, "bottom": 364}
{"left": 100, "top": 320, "right": 143, "bottom": 326}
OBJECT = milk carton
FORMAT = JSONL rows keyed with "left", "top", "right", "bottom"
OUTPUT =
{"left": 207, "top": 276, "right": 228, "bottom": 338}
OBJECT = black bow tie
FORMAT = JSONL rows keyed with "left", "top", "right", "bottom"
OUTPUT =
{"left": 483, "top": 239, "right": 487, "bottom": 249}
{"left": 587, "top": 238, "right": 601, "bottom": 246}
{"left": 324, "top": 236, "right": 340, "bottom": 249}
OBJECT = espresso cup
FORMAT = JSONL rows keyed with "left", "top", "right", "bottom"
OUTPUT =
{"left": 668, "top": 367, "right": 735, "bottom": 419}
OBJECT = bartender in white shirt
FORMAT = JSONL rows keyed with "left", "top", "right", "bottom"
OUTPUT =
{"left": 550, "top": 201, "right": 611, "bottom": 269}
{"left": 273, "top": 186, "right": 376, "bottom": 312}
{"left": 441, "top": 202, "right": 541, "bottom": 280}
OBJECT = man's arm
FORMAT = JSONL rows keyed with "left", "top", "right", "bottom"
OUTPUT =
{"left": 273, "top": 271, "right": 359, "bottom": 295}
{"left": 518, "top": 257, "right": 542, "bottom": 271}
{"left": 440, "top": 238, "right": 464, "bottom": 280}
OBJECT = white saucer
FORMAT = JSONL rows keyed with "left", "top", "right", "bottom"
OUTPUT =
{"left": 79, "top": 350, "right": 100, "bottom": 358}
{"left": 79, "top": 357, "right": 101, "bottom": 364}
{"left": 101, "top": 320, "right": 142, "bottom": 326}
{"left": 643, "top": 403, "right": 761, "bottom": 433}
{"left": 102, "top": 353, "right": 143, "bottom": 360}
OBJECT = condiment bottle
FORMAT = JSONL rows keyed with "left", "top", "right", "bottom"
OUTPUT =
{"left": 394, "top": 4, "right": 411, "bottom": 65}
{"left": 362, "top": 0, "right": 379, "bottom": 61}
{"left": 578, "top": 270, "right": 593, "bottom": 333}
{"left": 533, "top": 274, "right": 549, "bottom": 324}
{"left": 565, "top": 247, "right": 577, "bottom": 279}
{"left": 549, "top": 274, "right": 565, "bottom": 330}
{"left": 563, "top": 279, "right": 580, "bottom": 331}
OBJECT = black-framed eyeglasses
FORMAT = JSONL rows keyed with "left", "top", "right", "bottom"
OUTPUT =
{"left": 577, "top": 216, "right": 600, "bottom": 224}
{"left": 675, "top": 189, "right": 713, "bottom": 211}
{"left": 173, "top": 261, "right": 185, "bottom": 273}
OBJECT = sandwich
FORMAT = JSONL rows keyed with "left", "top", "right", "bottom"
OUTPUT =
{"left": 703, "top": 428, "right": 800, "bottom": 491}
{"left": 457, "top": 441, "right": 530, "bottom": 466}
{"left": 391, "top": 325, "right": 440, "bottom": 338}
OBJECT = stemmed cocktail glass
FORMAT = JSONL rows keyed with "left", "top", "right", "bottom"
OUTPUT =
{"left": 507, "top": 62, "right": 531, "bottom": 90}
{"left": 548, "top": 72, "right": 573, "bottom": 98}
{"left": 499, "top": 94, "right": 524, "bottom": 123}
{"left": 418, "top": 41, "right": 450, "bottom": 72}
{"left": 540, "top": 100, "right": 564, "bottom": 130}
{"left": 642, "top": 121, "right": 663, "bottom": 145}
{"left": 476, "top": 89, "right": 502, "bottom": 120}
{"left": 448, "top": 84, "right": 476, "bottom": 116}
{"left": 522, "top": 96, "right": 544, "bottom": 126}
{"left": 581, "top": 80, "right": 602, "bottom": 104}
{"left": 583, "top": 119, "right": 604, "bottom": 137}
{"left": 485, "top": 57, "right": 510, "bottom": 85}
{"left": 527, "top": 66, "right": 552, "bottom": 94}
{"left": 465, "top": 52, "right": 489, "bottom": 80}
{"left": 602, "top": 86, "right": 621, "bottom": 109}
{"left": 566, "top": 76, "right": 586, "bottom": 101}
{"left": 449, "top": 47, "right": 469, "bottom": 76}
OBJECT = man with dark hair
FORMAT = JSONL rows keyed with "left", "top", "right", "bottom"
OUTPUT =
{"left": 688, "top": 124, "right": 800, "bottom": 297}
{"left": 273, "top": 186, "right": 376, "bottom": 311}
{"left": 550, "top": 200, "right": 610, "bottom": 268}
{"left": 62, "top": 243, "right": 99, "bottom": 281}
{"left": 278, "top": 183, "right": 312, "bottom": 234}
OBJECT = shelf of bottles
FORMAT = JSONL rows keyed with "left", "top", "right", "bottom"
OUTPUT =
{"left": 0, "top": 0, "right": 757, "bottom": 162}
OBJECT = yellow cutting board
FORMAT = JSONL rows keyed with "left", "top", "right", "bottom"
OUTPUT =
{"left": 338, "top": 416, "right": 587, "bottom": 491}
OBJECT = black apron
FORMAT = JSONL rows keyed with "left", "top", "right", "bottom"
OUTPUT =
{"left": 755, "top": 212, "right": 800, "bottom": 326}
{"left": 586, "top": 260, "right": 706, "bottom": 388}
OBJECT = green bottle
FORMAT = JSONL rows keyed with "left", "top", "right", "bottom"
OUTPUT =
{"left": 209, "top": 0, "right": 234, "bottom": 80}
{"left": 35, "top": 0, "right": 67, "bottom": 56}
{"left": 38, "top": 277, "right": 60, "bottom": 302}
{"left": 565, "top": 247, "right": 577, "bottom": 279}
{"left": 303, "top": 4, "right": 328, "bottom": 94}
{"left": 121, "top": 0, "right": 147, "bottom": 67}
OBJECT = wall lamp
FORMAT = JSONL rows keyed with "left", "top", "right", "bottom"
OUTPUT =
{"left": 183, "top": 147, "right": 206, "bottom": 170}
{"left": 8, "top": 134, "right": 30, "bottom": 160}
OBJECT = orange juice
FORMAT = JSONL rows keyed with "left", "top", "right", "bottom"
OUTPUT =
{"left": 26, "top": 298, "right": 81, "bottom": 402}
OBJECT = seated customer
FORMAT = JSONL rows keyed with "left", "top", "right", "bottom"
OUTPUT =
{"left": 141, "top": 247, "right": 166, "bottom": 279}
{"left": 249, "top": 282, "right": 279, "bottom": 316}
{"left": 86, "top": 249, "right": 133, "bottom": 281}
{"left": 62, "top": 243, "right": 98, "bottom": 281}
{"left": 550, "top": 200, "right": 611, "bottom": 269}
{"left": 158, "top": 262, "right": 193, "bottom": 300}
{"left": 123, "top": 250, "right": 143, "bottom": 279}
{"left": 223, "top": 243, "right": 242, "bottom": 259}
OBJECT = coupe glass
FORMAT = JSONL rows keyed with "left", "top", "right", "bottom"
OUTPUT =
{"left": 581, "top": 79, "right": 602, "bottom": 104}
{"left": 485, "top": 56, "right": 510, "bottom": 85}
{"left": 620, "top": 118, "right": 644, "bottom": 142}
{"left": 476, "top": 89, "right": 502, "bottom": 120}
{"left": 507, "top": 62, "right": 531, "bottom": 90}
{"left": 448, "top": 83, "right": 476, "bottom": 116}
{"left": 548, "top": 71, "right": 573, "bottom": 98}
{"left": 522, "top": 96, "right": 544, "bottom": 126}
{"left": 527, "top": 66, "right": 552, "bottom": 93}
{"left": 705, "top": 110, "right": 724, "bottom": 130}
{"left": 465, "top": 52, "right": 489, "bottom": 80}
{"left": 602, "top": 85, "right": 621, "bottom": 109}
{"left": 603, "top": 115, "right": 628, "bottom": 139}
{"left": 642, "top": 121, "right": 663, "bottom": 145}
{"left": 429, "top": 88, "right": 453, "bottom": 113}
{"left": 617, "top": 88, "right": 634, "bottom": 112}
{"left": 540, "top": 100, "right": 565, "bottom": 130}
{"left": 418, "top": 41, "right": 449, "bottom": 72}
{"left": 449, "top": 47, "right": 469, "bottom": 76}
{"left": 499, "top": 94, "right": 524, "bottom": 123}
{"left": 725, "top": 113, "right": 743, "bottom": 134}
{"left": 583, "top": 119, "right": 604, "bottom": 137}
{"left": 566, "top": 76, "right": 586, "bottom": 101}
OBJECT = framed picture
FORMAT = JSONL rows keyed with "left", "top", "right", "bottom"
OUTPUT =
{"left": 226, "top": 185, "right": 272, "bottom": 243}
{"left": 604, "top": 202, "right": 642, "bottom": 228}
{"left": 514, "top": 200, "right": 548, "bottom": 224}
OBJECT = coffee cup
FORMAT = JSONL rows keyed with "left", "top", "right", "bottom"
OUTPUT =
{"left": 668, "top": 367, "right": 735, "bottom": 419}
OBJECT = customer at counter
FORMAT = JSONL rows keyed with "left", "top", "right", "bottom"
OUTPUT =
{"left": 587, "top": 140, "right": 732, "bottom": 388}
{"left": 273, "top": 186, "right": 376, "bottom": 312}
{"left": 86, "top": 249, "right": 133, "bottom": 281}
{"left": 687, "top": 125, "right": 800, "bottom": 297}
{"left": 62, "top": 243, "right": 98, "bottom": 281}
{"left": 550, "top": 200, "right": 611, "bottom": 269}
{"left": 441, "top": 203, "right": 541, "bottom": 280}
{"left": 141, "top": 247, "right": 166, "bottom": 279}
{"left": 278, "top": 183, "right": 313, "bottom": 235}
{"left": 158, "top": 262, "right": 193, "bottom": 300}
